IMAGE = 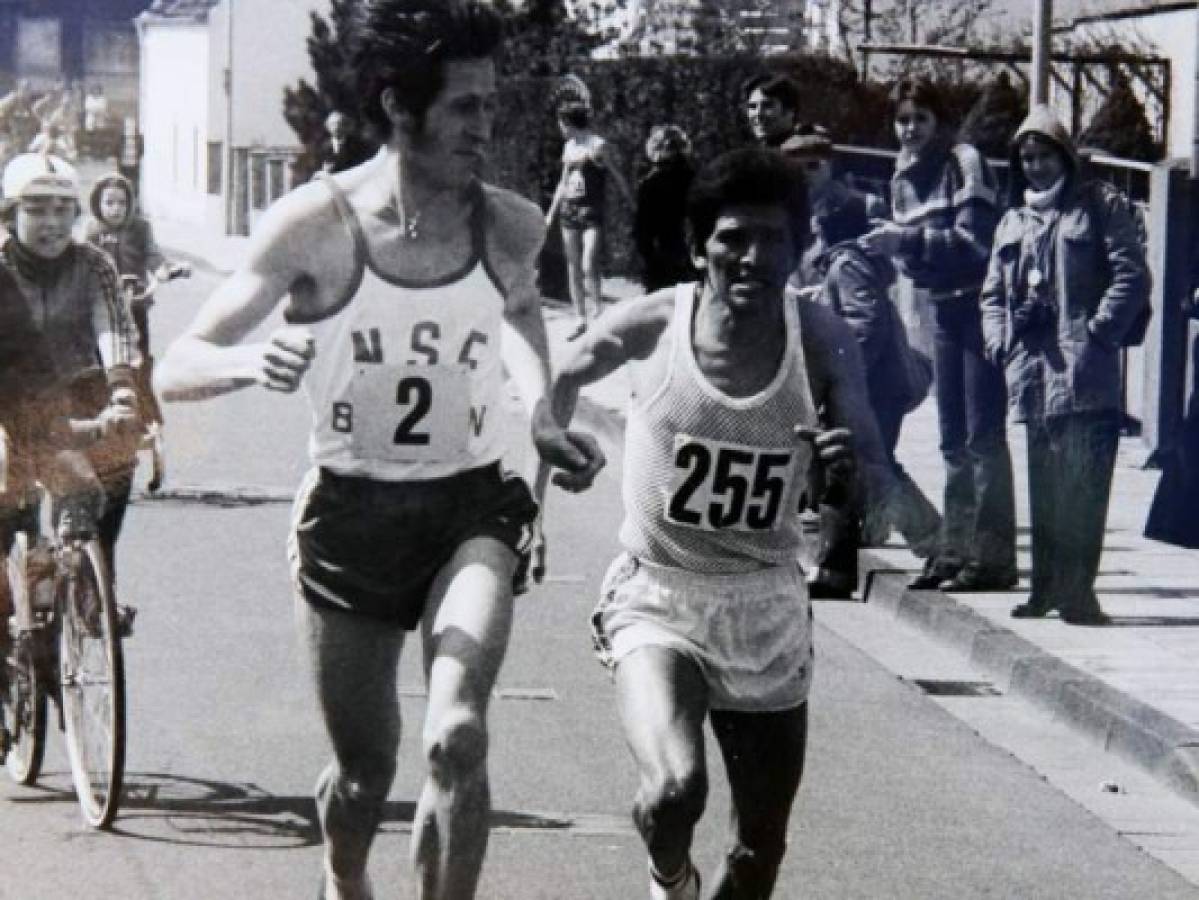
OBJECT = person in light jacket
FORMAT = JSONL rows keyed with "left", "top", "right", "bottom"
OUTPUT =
{"left": 981, "top": 105, "right": 1150, "bottom": 626}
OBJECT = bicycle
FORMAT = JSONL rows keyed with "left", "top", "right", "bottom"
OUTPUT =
{"left": 121, "top": 264, "right": 190, "bottom": 492}
{"left": 0, "top": 419, "right": 131, "bottom": 829}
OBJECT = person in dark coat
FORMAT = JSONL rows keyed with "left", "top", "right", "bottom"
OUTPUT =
{"left": 981, "top": 105, "right": 1151, "bottom": 625}
{"left": 798, "top": 195, "right": 942, "bottom": 597}
{"left": 633, "top": 124, "right": 695, "bottom": 292}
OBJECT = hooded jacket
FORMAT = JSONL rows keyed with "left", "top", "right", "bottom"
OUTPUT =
{"left": 980, "top": 105, "right": 1150, "bottom": 422}
{"left": 84, "top": 174, "right": 164, "bottom": 288}
{"left": 816, "top": 240, "right": 919, "bottom": 414}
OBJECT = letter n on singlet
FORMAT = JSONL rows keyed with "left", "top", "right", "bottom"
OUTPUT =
{"left": 469, "top": 405, "right": 487, "bottom": 437}
{"left": 352, "top": 328, "right": 383, "bottom": 363}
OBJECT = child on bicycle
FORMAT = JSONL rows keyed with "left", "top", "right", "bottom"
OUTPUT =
{"left": 1, "top": 154, "right": 142, "bottom": 581}
{"left": 84, "top": 173, "right": 189, "bottom": 489}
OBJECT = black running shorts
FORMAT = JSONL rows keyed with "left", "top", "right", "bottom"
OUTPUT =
{"left": 290, "top": 463, "right": 538, "bottom": 629}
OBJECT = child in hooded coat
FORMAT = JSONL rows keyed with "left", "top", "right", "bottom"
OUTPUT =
{"left": 84, "top": 173, "right": 188, "bottom": 490}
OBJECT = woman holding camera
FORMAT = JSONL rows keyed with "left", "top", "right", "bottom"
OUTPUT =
{"left": 980, "top": 105, "right": 1149, "bottom": 625}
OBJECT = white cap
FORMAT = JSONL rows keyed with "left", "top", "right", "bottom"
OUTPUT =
{"left": 2, "top": 153, "right": 80, "bottom": 202}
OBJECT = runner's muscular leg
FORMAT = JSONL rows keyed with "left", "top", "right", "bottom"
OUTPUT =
{"left": 297, "top": 598, "right": 405, "bottom": 900}
{"left": 707, "top": 703, "right": 809, "bottom": 899}
{"left": 614, "top": 646, "right": 710, "bottom": 881}
{"left": 412, "top": 536, "right": 516, "bottom": 900}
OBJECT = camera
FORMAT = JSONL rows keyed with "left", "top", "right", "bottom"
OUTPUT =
{"left": 1011, "top": 267, "right": 1058, "bottom": 338}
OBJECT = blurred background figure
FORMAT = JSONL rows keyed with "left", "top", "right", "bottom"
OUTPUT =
{"left": 546, "top": 95, "right": 632, "bottom": 340}
{"left": 28, "top": 121, "right": 75, "bottom": 161}
{"left": 781, "top": 126, "right": 886, "bottom": 287}
{"left": 321, "top": 109, "right": 369, "bottom": 175}
{"left": 0, "top": 80, "right": 38, "bottom": 165}
{"left": 633, "top": 124, "right": 695, "bottom": 292}
{"left": 742, "top": 73, "right": 801, "bottom": 148}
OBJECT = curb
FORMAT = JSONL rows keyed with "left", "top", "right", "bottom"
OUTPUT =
{"left": 860, "top": 549, "right": 1199, "bottom": 808}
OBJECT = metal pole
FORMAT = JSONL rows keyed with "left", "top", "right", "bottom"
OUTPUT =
{"left": 225, "top": 0, "right": 235, "bottom": 234}
{"left": 1031, "top": 0, "right": 1052, "bottom": 105}
{"left": 1192, "top": 0, "right": 1199, "bottom": 176}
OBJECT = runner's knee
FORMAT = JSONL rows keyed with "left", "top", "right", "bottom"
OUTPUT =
{"left": 331, "top": 748, "right": 397, "bottom": 802}
{"left": 633, "top": 766, "right": 707, "bottom": 837}
{"left": 423, "top": 705, "right": 488, "bottom": 781}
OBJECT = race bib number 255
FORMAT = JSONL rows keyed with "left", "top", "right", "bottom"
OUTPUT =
{"left": 663, "top": 434, "right": 798, "bottom": 532}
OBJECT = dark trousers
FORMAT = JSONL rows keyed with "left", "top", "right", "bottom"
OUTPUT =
{"left": 811, "top": 394, "right": 941, "bottom": 590}
{"left": 874, "top": 399, "right": 941, "bottom": 556}
{"left": 1027, "top": 412, "right": 1119, "bottom": 616}
{"left": 931, "top": 299, "right": 1016, "bottom": 572}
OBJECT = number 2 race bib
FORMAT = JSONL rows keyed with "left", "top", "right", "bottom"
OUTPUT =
{"left": 664, "top": 434, "right": 799, "bottom": 533}
{"left": 350, "top": 364, "right": 471, "bottom": 463}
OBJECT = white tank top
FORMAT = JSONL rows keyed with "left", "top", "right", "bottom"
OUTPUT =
{"left": 620, "top": 283, "right": 818, "bottom": 573}
{"left": 291, "top": 177, "right": 507, "bottom": 481}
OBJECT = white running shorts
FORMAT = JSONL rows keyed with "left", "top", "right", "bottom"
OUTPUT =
{"left": 591, "top": 553, "right": 814, "bottom": 712}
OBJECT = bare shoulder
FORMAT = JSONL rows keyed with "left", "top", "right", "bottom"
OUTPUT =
{"left": 593, "top": 287, "right": 676, "bottom": 356}
{"left": 481, "top": 183, "right": 544, "bottom": 258}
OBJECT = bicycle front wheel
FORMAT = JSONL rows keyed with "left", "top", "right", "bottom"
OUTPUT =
{"left": 59, "top": 540, "right": 125, "bottom": 828}
{"left": 4, "top": 533, "right": 46, "bottom": 785}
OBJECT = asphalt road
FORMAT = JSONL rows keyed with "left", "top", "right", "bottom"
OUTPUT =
{"left": 1, "top": 266, "right": 1195, "bottom": 898}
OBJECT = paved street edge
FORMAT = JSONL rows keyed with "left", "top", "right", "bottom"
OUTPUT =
{"left": 860, "top": 552, "right": 1199, "bottom": 809}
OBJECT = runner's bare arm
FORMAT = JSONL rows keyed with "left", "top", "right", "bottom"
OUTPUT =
{"left": 155, "top": 185, "right": 334, "bottom": 402}
{"left": 491, "top": 190, "right": 605, "bottom": 490}
{"left": 549, "top": 289, "right": 673, "bottom": 428}
{"left": 798, "top": 300, "right": 895, "bottom": 500}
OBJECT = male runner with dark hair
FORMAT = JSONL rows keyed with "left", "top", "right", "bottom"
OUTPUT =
{"left": 546, "top": 147, "right": 892, "bottom": 899}
{"left": 157, "top": 3, "right": 601, "bottom": 898}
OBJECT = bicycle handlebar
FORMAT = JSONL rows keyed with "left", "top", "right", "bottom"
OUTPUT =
{"left": 120, "top": 264, "right": 190, "bottom": 305}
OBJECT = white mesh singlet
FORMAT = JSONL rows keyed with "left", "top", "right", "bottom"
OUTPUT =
{"left": 619, "top": 283, "right": 818, "bottom": 573}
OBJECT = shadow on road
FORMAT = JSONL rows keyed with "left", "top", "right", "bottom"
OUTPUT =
{"left": 6, "top": 771, "right": 597, "bottom": 849}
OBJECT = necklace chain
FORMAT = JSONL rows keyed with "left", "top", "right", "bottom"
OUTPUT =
{"left": 403, "top": 208, "right": 421, "bottom": 241}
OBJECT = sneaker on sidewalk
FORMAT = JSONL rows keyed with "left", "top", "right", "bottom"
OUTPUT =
{"left": 649, "top": 858, "right": 700, "bottom": 900}
{"left": 1011, "top": 597, "right": 1054, "bottom": 618}
{"left": 909, "top": 557, "right": 960, "bottom": 591}
{"left": 943, "top": 563, "right": 1018, "bottom": 592}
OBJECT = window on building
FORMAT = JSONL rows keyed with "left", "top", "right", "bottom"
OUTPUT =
{"left": 251, "top": 153, "right": 267, "bottom": 210}
{"left": 207, "top": 142, "right": 222, "bottom": 195}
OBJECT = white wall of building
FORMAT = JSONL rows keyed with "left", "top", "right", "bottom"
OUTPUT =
{"left": 138, "top": 20, "right": 210, "bottom": 227}
{"left": 207, "top": 0, "right": 326, "bottom": 150}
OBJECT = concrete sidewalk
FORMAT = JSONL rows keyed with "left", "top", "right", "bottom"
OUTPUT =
{"left": 858, "top": 399, "right": 1199, "bottom": 808}
{"left": 161, "top": 223, "right": 1199, "bottom": 810}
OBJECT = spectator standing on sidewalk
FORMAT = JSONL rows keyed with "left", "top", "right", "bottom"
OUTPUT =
{"left": 863, "top": 76, "right": 1017, "bottom": 593}
{"left": 633, "top": 124, "right": 695, "bottom": 292}
{"left": 546, "top": 95, "right": 633, "bottom": 340}
{"left": 981, "top": 106, "right": 1150, "bottom": 625}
